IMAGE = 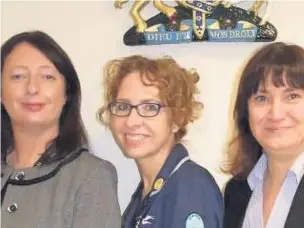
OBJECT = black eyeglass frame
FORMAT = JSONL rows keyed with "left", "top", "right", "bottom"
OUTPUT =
{"left": 108, "top": 102, "right": 166, "bottom": 117}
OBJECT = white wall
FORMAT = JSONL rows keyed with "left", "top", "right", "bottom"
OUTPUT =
{"left": 2, "top": 0, "right": 304, "bottom": 210}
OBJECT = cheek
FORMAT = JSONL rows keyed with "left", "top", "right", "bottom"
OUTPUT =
{"left": 147, "top": 115, "right": 173, "bottom": 134}
{"left": 109, "top": 117, "right": 124, "bottom": 135}
{"left": 45, "top": 84, "right": 66, "bottom": 105}
{"left": 1, "top": 86, "right": 23, "bottom": 107}
{"left": 249, "top": 105, "right": 266, "bottom": 124}
{"left": 292, "top": 103, "right": 304, "bottom": 121}
{"left": 248, "top": 109, "right": 266, "bottom": 138}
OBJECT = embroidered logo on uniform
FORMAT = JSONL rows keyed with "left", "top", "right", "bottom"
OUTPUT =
{"left": 154, "top": 178, "right": 164, "bottom": 190}
{"left": 185, "top": 213, "right": 204, "bottom": 228}
{"left": 141, "top": 215, "right": 155, "bottom": 225}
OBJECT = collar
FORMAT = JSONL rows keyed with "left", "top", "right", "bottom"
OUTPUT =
{"left": 290, "top": 151, "right": 304, "bottom": 184}
{"left": 247, "top": 153, "right": 267, "bottom": 191}
{"left": 148, "top": 143, "right": 190, "bottom": 197}
{"left": 1, "top": 147, "right": 87, "bottom": 188}
{"left": 6, "top": 143, "right": 60, "bottom": 167}
{"left": 247, "top": 151, "right": 304, "bottom": 190}
{"left": 131, "top": 143, "right": 190, "bottom": 199}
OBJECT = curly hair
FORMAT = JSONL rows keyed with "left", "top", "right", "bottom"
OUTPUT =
{"left": 97, "top": 55, "right": 203, "bottom": 141}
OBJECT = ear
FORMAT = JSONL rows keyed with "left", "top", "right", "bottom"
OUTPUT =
{"left": 172, "top": 123, "right": 179, "bottom": 133}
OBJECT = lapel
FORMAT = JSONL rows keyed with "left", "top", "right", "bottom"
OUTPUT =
{"left": 238, "top": 183, "right": 252, "bottom": 228}
{"left": 224, "top": 178, "right": 252, "bottom": 228}
{"left": 235, "top": 180, "right": 252, "bottom": 228}
{"left": 284, "top": 176, "right": 304, "bottom": 228}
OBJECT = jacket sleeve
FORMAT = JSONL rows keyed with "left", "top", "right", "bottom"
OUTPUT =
{"left": 71, "top": 160, "right": 121, "bottom": 228}
{"left": 162, "top": 170, "right": 224, "bottom": 228}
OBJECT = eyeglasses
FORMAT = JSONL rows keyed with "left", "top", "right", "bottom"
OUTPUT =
{"left": 108, "top": 102, "right": 165, "bottom": 117}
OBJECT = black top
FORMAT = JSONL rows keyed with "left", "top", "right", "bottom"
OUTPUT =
{"left": 224, "top": 177, "right": 304, "bottom": 228}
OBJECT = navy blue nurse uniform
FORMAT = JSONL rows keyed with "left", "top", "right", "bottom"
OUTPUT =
{"left": 122, "top": 143, "right": 223, "bottom": 228}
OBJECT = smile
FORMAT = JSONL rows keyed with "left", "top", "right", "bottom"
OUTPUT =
{"left": 22, "top": 103, "right": 45, "bottom": 112}
{"left": 125, "top": 134, "right": 148, "bottom": 141}
{"left": 265, "top": 126, "right": 291, "bottom": 132}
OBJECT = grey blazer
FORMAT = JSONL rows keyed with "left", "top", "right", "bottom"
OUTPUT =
{"left": 1, "top": 148, "right": 121, "bottom": 228}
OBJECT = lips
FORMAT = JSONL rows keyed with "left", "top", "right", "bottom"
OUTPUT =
{"left": 124, "top": 133, "right": 149, "bottom": 147}
{"left": 22, "top": 103, "right": 45, "bottom": 112}
{"left": 265, "top": 126, "right": 291, "bottom": 132}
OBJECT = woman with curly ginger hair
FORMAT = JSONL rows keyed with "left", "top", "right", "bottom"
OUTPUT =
{"left": 97, "top": 55, "right": 223, "bottom": 228}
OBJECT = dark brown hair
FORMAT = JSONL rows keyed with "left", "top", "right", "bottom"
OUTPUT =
{"left": 1, "top": 31, "right": 88, "bottom": 163}
{"left": 223, "top": 42, "right": 304, "bottom": 179}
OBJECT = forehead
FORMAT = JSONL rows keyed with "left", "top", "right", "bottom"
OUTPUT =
{"left": 4, "top": 42, "right": 55, "bottom": 69}
{"left": 116, "top": 71, "right": 160, "bottom": 100}
{"left": 257, "top": 75, "right": 285, "bottom": 88}
{"left": 253, "top": 70, "right": 302, "bottom": 92}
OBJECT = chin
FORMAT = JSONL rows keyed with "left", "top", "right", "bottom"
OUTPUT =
{"left": 121, "top": 146, "right": 144, "bottom": 159}
{"left": 16, "top": 119, "right": 45, "bottom": 126}
{"left": 265, "top": 143, "right": 293, "bottom": 153}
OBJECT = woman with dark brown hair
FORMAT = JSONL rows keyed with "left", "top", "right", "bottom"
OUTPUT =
{"left": 1, "top": 31, "right": 121, "bottom": 228}
{"left": 223, "top": 42, "right": 304, "bottom": 228}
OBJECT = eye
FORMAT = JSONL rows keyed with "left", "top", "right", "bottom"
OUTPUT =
{"left": 116, "top": 103, "right": 130, "bottom": 111}
{"left": 43, "top": 74, "right": 56, "bottom": 80}
{"left": 288, "top": 93, "right": 300, "bottom": 100}
{"left": 10, "top": 74, "right": 23, "bottom": 80}
{"left": 143, "top": 103, "right": 159, "bottom": 112}
{"left": 253, "top": 95, "right": 268, "bottom": 103}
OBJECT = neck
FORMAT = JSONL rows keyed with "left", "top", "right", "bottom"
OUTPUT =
{"left": 136, "top": 141, "right": 175, "bottom": 199}
{"left": 265, "top": 146, "right": 304, "bottom": 185}
{"left": 10, "top": 124, "right": 59, "bottom": 168}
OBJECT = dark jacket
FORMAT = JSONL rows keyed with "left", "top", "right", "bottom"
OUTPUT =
{"left": 224, "top": 177, "right": 304, "bottom": 228}
{"left": 123, "top": 144, "right": 224, "bottom": 228}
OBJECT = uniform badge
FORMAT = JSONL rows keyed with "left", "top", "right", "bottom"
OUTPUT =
{"left": 154, "top": 178, "right": 164, "bottom": 191}
{"left": 185, "top": 213, "right": 204, "bottom": 228}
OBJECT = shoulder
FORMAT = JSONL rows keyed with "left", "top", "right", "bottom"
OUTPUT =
{"left": 166, "top": 160, "right": 222, "bottom": 205}
{"left": 223, "top": 178, "right": 251, "bottom": 228}
{"left": 224, "top": 177, "right": 249, "bottom": 197}
{"left": 75, "top": 152, "right": 116, "bottom": 174}
{"left": 63, "top": 149, "right": 118, "bottom": 187}
{"left": 223, "top": 177, "right": 251, "bottom": 211}
{"left": 160, "top": 160, "right": 224, "bottom": 227}
{"left": 173, "top": 160, "right": 220, "bottom": 192}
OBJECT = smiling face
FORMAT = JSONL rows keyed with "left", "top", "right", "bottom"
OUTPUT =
{"left": 109, "top": 71, "right": 177, "bottom": 161}
{"left": 1, "top": 42, "right": 66, "bottom": 128}
{"left": 248, "top": 76, "right": 304, "bottom": 159}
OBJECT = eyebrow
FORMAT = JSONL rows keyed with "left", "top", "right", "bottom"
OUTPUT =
{"left": 283, "top": 88, "right": 297, "bottom": 93}
{"left": 116, "top": 98, "right": 161, "bottom": 103}
{"left": 10, "top": 65, "right": 28, "bottom": 70}
{"left": 256, "top": 87, "right": 299, "bottom": 93}
{"left": 9, "top": 64, "right": 55, "bottom": 70}
{"left": 256, "top": 87, "right": 267, "bottom": 93}
{"left": 38, "top": 65, "right": 56, "bottom": 70}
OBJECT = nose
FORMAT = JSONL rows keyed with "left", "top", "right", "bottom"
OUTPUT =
{"left": 26, "top": 76, "right": 40, "bottom": 95}
{"left": 268, "top": 99, "right": 285, "bottom": 121}
{"left": 125, "top": 108, "right": 143, "bottom": 128}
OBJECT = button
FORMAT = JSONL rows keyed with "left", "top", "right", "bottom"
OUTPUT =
{"left": 7, "top": 203, "right": 18, "bottom": 213}
{"left": 154, "top": 178, "right": 164, "bottom": 191}
{"left": 15, "top": 172, "right": 25, "bottom": 181}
